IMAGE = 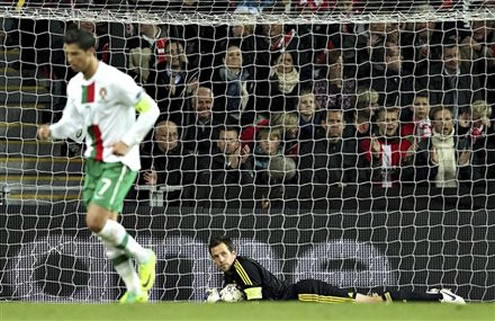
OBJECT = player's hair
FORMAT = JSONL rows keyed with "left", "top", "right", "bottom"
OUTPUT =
{"left": 430, "top": 106, "right": 453, "bottom": 120}
{"left": 64, "top": 28, "right": 96, "bottom": 51}
{"left": 208, "top": 236, "right": 236, "bottom": 254}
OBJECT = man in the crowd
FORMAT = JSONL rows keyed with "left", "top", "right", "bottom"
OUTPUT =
{"left": 408, "top": 107, "right": 478, "bottom": 187}
{"left": 299, "top": 109, "right": 365, "bottom": 185}
{"left": 360, "top": 107, "right": 412, "bottom": 187}
{"left": 140, "top": 120, "right": 195, "bottom": 203}
{"left": 182, "top": 86, "right": 221, "bottom": 155}
{"left": 417, "top": 38, "right": 483, "bottom": 119}
{"left": 359, "top": 41, "right": 414, "bottom": 108}
{"left": 198, "top": 126, "right": 254, "bottom": 186}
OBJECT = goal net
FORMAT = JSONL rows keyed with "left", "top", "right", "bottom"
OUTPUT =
{"left": 0, "top": 0, "right": 494, "bottom": 302}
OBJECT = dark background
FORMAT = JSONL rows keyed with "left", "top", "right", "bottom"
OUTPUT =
{"left": 0, "top": 203, "right": 493, "bottom": 302}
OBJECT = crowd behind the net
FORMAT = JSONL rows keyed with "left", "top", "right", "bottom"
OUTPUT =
{"left": 118, "top": 20, "right": 493, "bottom": 204}
{"left": 10, "top": 12, "right": 495, "bottom": 206}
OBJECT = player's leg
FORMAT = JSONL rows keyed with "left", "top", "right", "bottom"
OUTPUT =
{"left": 83, "top": 161, "right": 156, "bottom": 301}
{"left": 294, "top": 279, "right": 355, "bottom": 303}
{"left": 376, "top": 288, "right": 465, "bottom": 304}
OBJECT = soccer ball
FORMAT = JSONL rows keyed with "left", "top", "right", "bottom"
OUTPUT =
{"left": 219, "top": 284, "right": 245, "bottom": 302}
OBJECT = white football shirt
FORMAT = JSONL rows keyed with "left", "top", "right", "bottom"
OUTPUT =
{"left": 50, "top": 61, "right": 159, "bottom": 171}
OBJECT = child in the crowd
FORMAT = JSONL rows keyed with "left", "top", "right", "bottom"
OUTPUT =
{"left": 253, "top": 128, "right": 284, "bottom": 185}
{"left": 401, "top": 90, "right": 432, "bottom": 141}
{"left": 297, "top": 90, "right": 322, "bottom": 140}
{"left": 271, "top": 112, "right": 300, "bottom": 159}
{"left": 458, "top": 100, "right": 492, "bottom": 141}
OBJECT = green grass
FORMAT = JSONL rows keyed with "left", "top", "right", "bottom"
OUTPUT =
{"left": 1, "top": 303, "right": 494, "bottom": 321}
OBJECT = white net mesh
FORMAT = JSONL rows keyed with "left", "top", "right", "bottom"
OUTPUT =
{"left": 0, "top": 0, "right": 494, "bottom": 303}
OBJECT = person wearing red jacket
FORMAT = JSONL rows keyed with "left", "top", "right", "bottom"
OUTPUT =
{"left": 360, "top": 107, "right": 412, "bottom": 187}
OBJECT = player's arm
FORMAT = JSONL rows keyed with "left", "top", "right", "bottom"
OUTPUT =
{"left": 39, "top": 95, "right": 84, "bottom": 142}
{"left": 233, "top": 258, "right": 263, "bottom": 301}
{"left": 114, "top": 74, "right": 159, "bottom": 154}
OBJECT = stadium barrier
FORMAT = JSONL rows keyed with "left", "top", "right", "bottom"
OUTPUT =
{"left": 1, "top": 204, "right": 493, "bottom": 302}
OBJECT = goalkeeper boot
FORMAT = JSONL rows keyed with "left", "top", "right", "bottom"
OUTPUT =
{"left": 139, "top": 249, "right": 157, "bottom": 292}
{"left": 427, "top": 288, "right": 466, "bottom": 304}
{"left": 119, "top": 291, "right": 148, "bottom": 304}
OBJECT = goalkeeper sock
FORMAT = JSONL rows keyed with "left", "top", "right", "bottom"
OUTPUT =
{"left": 380, "top": 289, "right": 442, "bottom": 302}
{"left": 98, "top": 219, "right": 151, "bottom": 264}
{"left": 100, "top": 237, "right": 142, "bottom": 295}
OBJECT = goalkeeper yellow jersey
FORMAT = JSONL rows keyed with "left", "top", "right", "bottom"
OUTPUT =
{"left": 50, "top": 61, "right": 159, "bottom": 171}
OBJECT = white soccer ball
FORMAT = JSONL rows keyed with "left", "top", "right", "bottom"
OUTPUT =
{"left": 219, "top": 284, "right": 245, "bottom": 302}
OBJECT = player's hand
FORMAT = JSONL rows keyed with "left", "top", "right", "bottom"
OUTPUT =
{"left": 205, "top": 288, "right": 221, "bottom": 303}
{"left": 38, "top": 125, "right": 51, "bottom": 141}
{"left": 112, "top": 141, "right": 130, "bottom": 156}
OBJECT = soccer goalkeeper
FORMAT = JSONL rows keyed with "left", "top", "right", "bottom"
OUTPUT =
{"left": 37, "top": 28, "right": 159, "bottom": 303}
{"left": 208, "top": 236, "right": 465, "bottom": 304}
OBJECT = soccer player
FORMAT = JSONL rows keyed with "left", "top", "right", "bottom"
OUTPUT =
{"left": 37, "top": 28, "right": 159, "bottom": 303}
{"left": 208, "top": 236, "right": 466, "bottom": 304}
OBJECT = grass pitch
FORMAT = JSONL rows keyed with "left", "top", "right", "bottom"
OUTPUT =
{"left": 1, "top": 302, "right": 494, "bottom": 321}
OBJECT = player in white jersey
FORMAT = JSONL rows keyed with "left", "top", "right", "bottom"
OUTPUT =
{"left": 38, "top": 28, "right": 159, "bottom": 303}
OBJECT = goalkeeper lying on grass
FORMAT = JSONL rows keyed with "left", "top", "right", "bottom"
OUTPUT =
{"left": 207, "top": 236, "right": 465, "bottom": 304}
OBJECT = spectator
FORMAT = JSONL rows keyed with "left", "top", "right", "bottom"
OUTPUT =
{"left": 253, "top": 128, "right": 284, "bottom": 183}
{"left": 229, "top": 8, "right": 257, "bottom": 70}
{"left": 459, "top": 20, "right": 495, "bottom": 78}
{"left": 355, "top": 87, "right": 379, "bottom": 117}
{"left": 401, "top": 6, "right": 436, "bottom": 77}
{"left": 233, "top": 0, "right": 277, "bottom": 12}
{"left": 359, "top": 40, "right": 414, "bottom": 108}
{"left": 401, "top": 90, "right": 432, "bottom": 141}
{"left": 183, "top": 86, "right": 220, "bottom": 155}
{"left": 408, "top": 107, "right": 478, "bottom": 187}
{"left": 139, "top": 121, "right": 195, "bottom": 203}
{"left": 256, "top": 23, "right": 313, "bottom": 80}
{"left": 313, "top": 50, "right": 356, "bottom": 120}
{"left": 257, "top": 155, "right": 297, "bottom": 209}
{"left": 360, "top": 107, "right": 412, "bottom": 187}
{"left": 127, "top": 23, "right": 178, "bottom": 84}
{"left": 299, "top": 109, "right": 365, "bottom": 185}
{"left": 347, "top": 88, "right": 379, "bottom": 140}
{"left": 145, "top": 40, "right": 189, "bottom": 124}
{"left": 77, "top": 20, "right": 111, "bottom": 64}
{"left": 257, "top": 52, "right": 300, "bottom": 115}
{"left": 198, "top": 126, "right": 255, "bottom": 186}
{"left": 458, "top": 100, "right": 493, "bottom": 179}
{"left": 271, "top": 112, "right": 300, "bottom": 158}
{"left": 213, "top": 44, "right": 253, "bottom": 124}
{"left": 297, "top": 89, "right": 322, "bottom": 140}
{"left": 417, "top": 38, "right": 483, "bottom": 119}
